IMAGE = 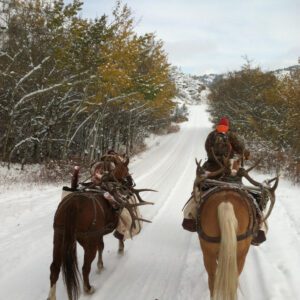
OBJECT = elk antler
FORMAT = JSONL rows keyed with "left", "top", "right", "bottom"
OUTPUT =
{"left": 260, "top": 175, "right": 279, "bottom": 222}
{"left": 211, "top": 147, "right": 223, "bottom": 168}
{"left": 260, "top": 175, "right": 279, "bottom": 223}
{"left": 202, "top": 149, "right": 226, "bottom": 178}
{"left": 195, "top": 158, "right": 206, "bottom": 179}
{"left": 245, "top": 158, "right": 262, "bottom": 173}
{"left": 195, "top": 158, "right": 202, "bottom": 167}
{"left": 267, "top": 176, "right": 279, "bottom": 193}
{"left": 131, "top": 188, "right": 156, "bottom": 204}
{"left": 237, "top": 167, "right": 262, "bottom": 187}
{"left": 112, "top": 188, "right": 153, "bottom": 236}
{"left": 120, "top": 195, "right": 152, "bottom": 237}
{"left": 236, "top": 158, "right": 263, "bottom": 187}
{"left": 261, "top": 192, "right": 275, "bottom": 223}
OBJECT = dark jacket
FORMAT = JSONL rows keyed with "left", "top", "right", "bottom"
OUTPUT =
{"left": 205, "top": 130, "right": 246, "bottom": 162}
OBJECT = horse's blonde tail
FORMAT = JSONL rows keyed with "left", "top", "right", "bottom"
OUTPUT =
{"left": 213, "top": 202, "right": 238, "bottom": 300}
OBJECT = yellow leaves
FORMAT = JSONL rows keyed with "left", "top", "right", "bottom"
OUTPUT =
{"left": 209, "top": 61, "right": 300, "bottom": 159}
{"left": 48, "top": 1, "right": 176, "bottom": 122}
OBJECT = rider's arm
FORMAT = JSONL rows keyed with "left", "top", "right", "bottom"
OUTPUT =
{"left": 228, "top": 131, "right": 247, "bottom": 156}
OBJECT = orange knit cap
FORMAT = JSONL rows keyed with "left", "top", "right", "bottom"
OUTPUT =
{"left": 216, "top": 117, "right": 229, "bottom": 133}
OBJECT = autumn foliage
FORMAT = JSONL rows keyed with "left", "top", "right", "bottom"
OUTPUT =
{"left": 208, "top": 61, "right": 300, "bottom": 181}
{"left": 0, "top": 0, "right": 176, "bottom": 164}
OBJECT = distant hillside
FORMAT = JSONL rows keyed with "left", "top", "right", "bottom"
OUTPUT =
{"left": 271, "top": 65, "right": 300, "bottom": 78}
{"left": 195, "top": 65, "right": 300, "bottom": 85}
{"left": 170, "top": 64, "right": 300, "bottom": 105}
{"left": 192, "top": 73, "right": 223, "bottom": 86}
{"left": 170, "top": 67, "right": 209, "bottom": 104}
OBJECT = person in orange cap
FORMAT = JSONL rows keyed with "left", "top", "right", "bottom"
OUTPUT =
{"left": 216, "top": 116, "right": 230, "bottom": 133}
{"left": 182, "top": 116, "right": 250, "bottom": 233}
{"left": 203, "top": 116, "right": 250, "bottom": 176}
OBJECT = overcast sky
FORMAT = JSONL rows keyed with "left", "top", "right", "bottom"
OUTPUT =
{"left": 66, "top": 0, "right": 300, "bottom": 75}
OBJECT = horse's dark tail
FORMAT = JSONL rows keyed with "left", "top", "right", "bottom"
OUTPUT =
{"left": 62, "top": 201, "right": 80, "bottom": 300}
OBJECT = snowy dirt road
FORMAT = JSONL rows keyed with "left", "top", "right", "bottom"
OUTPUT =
{"left": 0, "top": 105, "right": 299, "bottom": 300}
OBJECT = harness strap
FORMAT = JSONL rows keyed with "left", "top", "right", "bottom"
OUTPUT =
{"left": 54, "top": 224, "right": 115, "bottom": 239}
{"left": 198, "top": 228, "right": 254, "bottom": 243}
{"left": 197, "top": 186, "right": 258, "bottom": 243}
{"left": 54, "top": 192, "right": 116, "bottom": 238}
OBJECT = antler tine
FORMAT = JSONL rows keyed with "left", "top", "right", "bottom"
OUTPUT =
{"left": 211, "top": 147, "right": 223, "bottom": 168}
{"left": 133, "top": 188, "right": 158, "bottom": 193}
{"left": 134, "top": 191, "right": 146, "bottom": 203}
{"left": 245, "top": 158, "right": 262, "bottom": 173}
{"left": 116, "top": 192, "right": 148, "bottom": 235}
{"left": 266, "top": 176, "right": 278, "bottom": 184}
{"left": 125, "top": 201, "right": 154, "bottom": 208}
{"left": 129, "top": 215, "right": 151, "bottom": 236}
{"left": 261, "top": 193, "right": 276, "bottom": 223}
{"left": 127, "top": 211, "right": 152, "bottom": 236}
{"left": 265, "top": 167, "right": 280, "bottom": 201}
{"left": 201, "top": 148, "right": 225, "bottom": 179}
{"left": 240, "top": 170, "right": 262, "bottom": 187}
{"left": 195, "top": 158, "right": 202, "bottom": 167}
{"left": 123, "top": 202, "right": 139, "bottom": 232}
{"left": 132, "top": 217, "right": 152, "bottom": 223}
{"left": 132, "top": 188, "right": 157, "bottom": 203}
{"left": 269, "top": 176, "right": 279, "bottom": 193}
{"left": 206, "top": 167, "right": 225, "bottom": 179}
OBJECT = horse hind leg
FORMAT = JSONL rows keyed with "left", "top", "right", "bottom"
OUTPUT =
{"left": 118, "top": 240, "right": 124, "bottom": 253}
{"left": 113, "top": 230, "right": 125, "bottom": 253}
{"left": 202, "top": 252, "right": 217, "bottom": 298}
{"left": 48, "top": 233, "right": 62, "bottom": 300}
{"left": 97, "top": 236, "right": 104, "bottom": 272}
{"left": 82, "top": 242, "right": 98, "bottom": 294}
{"left": 47, "top": 284, "right": 56, "bottom": 300}
{"left": 237, "top": 247, "right": 249, "bottom": 275}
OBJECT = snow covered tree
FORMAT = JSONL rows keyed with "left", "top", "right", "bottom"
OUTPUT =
{"left": 208, "top": 61, "right": 300, "bottom": 179}
{"left": 0, "top": 0, "right": 176, "bottom": 164}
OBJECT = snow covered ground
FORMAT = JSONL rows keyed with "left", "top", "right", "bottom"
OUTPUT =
{"left": 1, "top": 104, "right": 300, "bottom": 300}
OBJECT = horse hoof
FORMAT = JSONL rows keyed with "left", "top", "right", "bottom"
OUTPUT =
{"left": 118, "top": 248, "right": 124, "bottom": 254}
{"left": 84, "top": 285, "right": 95, "bottom": 294}
{"left": 97, "top": 263, "right": 104, "bottom": 272}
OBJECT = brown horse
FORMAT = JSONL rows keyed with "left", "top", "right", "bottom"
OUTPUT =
{"left": 194, "top": 159, "right": 278, "bottom": 300}
{"left": 47, "top": 156, "right": 132, "bottom": 300}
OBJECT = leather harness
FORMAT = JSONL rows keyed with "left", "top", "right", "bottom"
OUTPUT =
{"left": 54, "top": 192, "right": 118, "bottom": 239}
{"left": 196, "top": 186, "right": 259, "bottom": 243}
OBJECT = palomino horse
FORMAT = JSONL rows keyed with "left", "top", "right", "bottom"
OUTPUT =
{"left": 48, "top": 155, "right": 139, "bottom": 300}
{"left": 194, "top": 159, "right": 278, "bottom": 300}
